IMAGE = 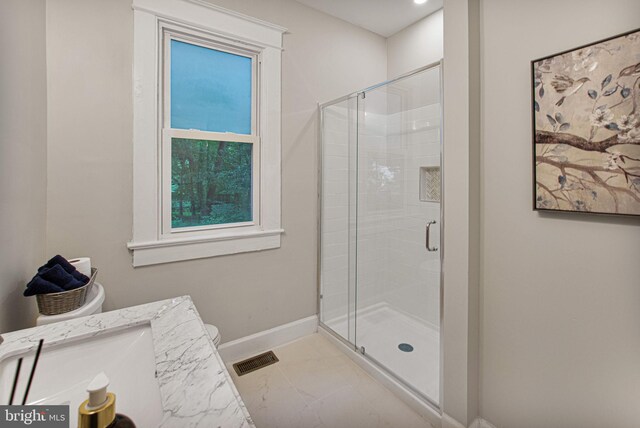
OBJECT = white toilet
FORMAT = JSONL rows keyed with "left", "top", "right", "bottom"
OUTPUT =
{"left": 36, "top": 282, "right": 105, "bottom": 326}
{"left": 35, "top": 281, "right": 221, "bottom": 348}
{"left": 205, "top": 324, "right": 221, "bottom": 348}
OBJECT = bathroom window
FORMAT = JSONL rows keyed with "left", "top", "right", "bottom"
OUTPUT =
{"left": 162, "top": 33, "right": 258, "bottom": 232}
{"left": 129, "top": 0, "right": 285, "bottom": 266}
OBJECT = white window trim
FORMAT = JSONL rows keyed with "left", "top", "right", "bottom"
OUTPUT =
{"left": 129, "top": 0, "right": 286, "bottom": 266}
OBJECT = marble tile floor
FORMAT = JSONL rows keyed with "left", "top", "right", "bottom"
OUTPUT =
{"left": 226, "top": 333, "right": 434, "bottom": 428}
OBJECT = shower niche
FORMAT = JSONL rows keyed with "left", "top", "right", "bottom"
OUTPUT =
{"left": 318, "top": 63, "right": 443, "bottom": 409}
{"left": 420, "top": 166, "right": 441, "bottom": 202}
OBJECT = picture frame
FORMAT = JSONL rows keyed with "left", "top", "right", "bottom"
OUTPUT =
{"left": 531, "top": 28, "right": 640, "bottom": 216}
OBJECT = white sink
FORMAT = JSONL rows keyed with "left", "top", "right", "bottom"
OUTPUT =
{"left": 0, "top": 324, "right": 163, "bottom": 427}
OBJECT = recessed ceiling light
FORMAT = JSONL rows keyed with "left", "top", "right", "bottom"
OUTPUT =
{"left": 414, "top": 0, "right": 428, "bottom": 4}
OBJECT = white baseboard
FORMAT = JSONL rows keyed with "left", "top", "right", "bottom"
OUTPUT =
{"left": 442, "top": 413, "right": 466, "bottom": 428}
{"left": 218, "top": 315, "right": 318, "bottom": 363}
{"left": 469, "top": 418, "right": 498, "bottom": 428}
{"left": 441, "top": 414, "right": 497, "bottom": 428}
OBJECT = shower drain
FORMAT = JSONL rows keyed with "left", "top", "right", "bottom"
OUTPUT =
{"left": 398, "top": 343, "right": 414, "bottom": 352}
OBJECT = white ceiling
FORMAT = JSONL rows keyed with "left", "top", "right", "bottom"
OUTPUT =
{"left": 294, "top": 0, "right": 443, "bottom": 38}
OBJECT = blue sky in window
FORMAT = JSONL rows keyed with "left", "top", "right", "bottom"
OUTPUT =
{"left": 171, "top": 40, "right": 252, "bottom": 134}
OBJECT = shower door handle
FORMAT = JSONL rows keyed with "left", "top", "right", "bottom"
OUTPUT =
{"left": 425, "top": 221, "right": 438, "bottom": 252}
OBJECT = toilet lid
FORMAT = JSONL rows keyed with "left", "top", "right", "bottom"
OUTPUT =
{"left": 205, "top": 324, "right": 220, "bottom": 341}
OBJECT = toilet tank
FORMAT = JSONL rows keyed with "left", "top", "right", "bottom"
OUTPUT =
{"left": 36, "top": 282, "right": 105, "bottom": 326}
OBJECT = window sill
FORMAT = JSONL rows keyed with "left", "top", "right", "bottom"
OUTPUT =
{"left": 127, "top": 229, "right": 284, "bottom": 266}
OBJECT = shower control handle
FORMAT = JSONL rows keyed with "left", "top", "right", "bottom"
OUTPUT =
{"left": 425, "top": 221, "right": 438, "bottom": 252}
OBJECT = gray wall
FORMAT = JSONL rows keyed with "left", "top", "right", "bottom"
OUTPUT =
{"left": 45, "top": 0, "right": 387, "bottom": 342}
{"left": 0, "top": 0, "right": 47, "bottom": 333}
{"left": 387, "top": 9, "right": 443, "bottom": 79}
{"left": 480, "top": 1, "right": 640, "bottom": 426}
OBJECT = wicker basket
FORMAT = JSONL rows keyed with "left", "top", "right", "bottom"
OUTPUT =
{"left": 36, "top": 268, "right": 98, "bottom": 316}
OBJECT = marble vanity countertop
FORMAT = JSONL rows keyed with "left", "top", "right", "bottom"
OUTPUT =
{"left": 0, "top": 296, "right": 254, "bottom": 428}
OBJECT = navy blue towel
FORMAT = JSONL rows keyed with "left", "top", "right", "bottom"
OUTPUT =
{"left": 23, "top": 276, "right": 65, "bottom": 296}
{"left": 39, "top": 264, "right": 86, "bottom": 291}
{"left": 38, "top": 255, "right": 90, "bottom": 284}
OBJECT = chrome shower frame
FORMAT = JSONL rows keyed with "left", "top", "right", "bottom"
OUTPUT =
{"left": 316, "top": 60, "right": 445, "bottom": 414}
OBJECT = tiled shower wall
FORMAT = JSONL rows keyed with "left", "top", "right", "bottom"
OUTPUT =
{"left": 320, "top": 104, "right": 351, "bottom": 337}
{"left": 383, "top": 104, "right": 441, "bottom": 328}
{"left": 321, "top": 95, "right": 441, "bottom": 333}
{"left": 357, "top": 102, "right": 441, "bottom": 328}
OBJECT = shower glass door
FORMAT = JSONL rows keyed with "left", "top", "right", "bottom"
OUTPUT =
{"left": 354, "top": 66, "right": 441, "bottom": 405}
{"left": 320, "top": 96, "right": 358, "bottom": 344}
{"left": 319, "top": 63, "right": 442, "bottom": 407}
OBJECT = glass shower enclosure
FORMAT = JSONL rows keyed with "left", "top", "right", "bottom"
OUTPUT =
{"left": 318, "top": 62, "right": 442, "bottom": 407}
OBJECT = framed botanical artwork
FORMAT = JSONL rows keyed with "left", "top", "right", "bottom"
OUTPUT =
{"left": 532, "top": 28, "right": 640, "bottom": 216}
